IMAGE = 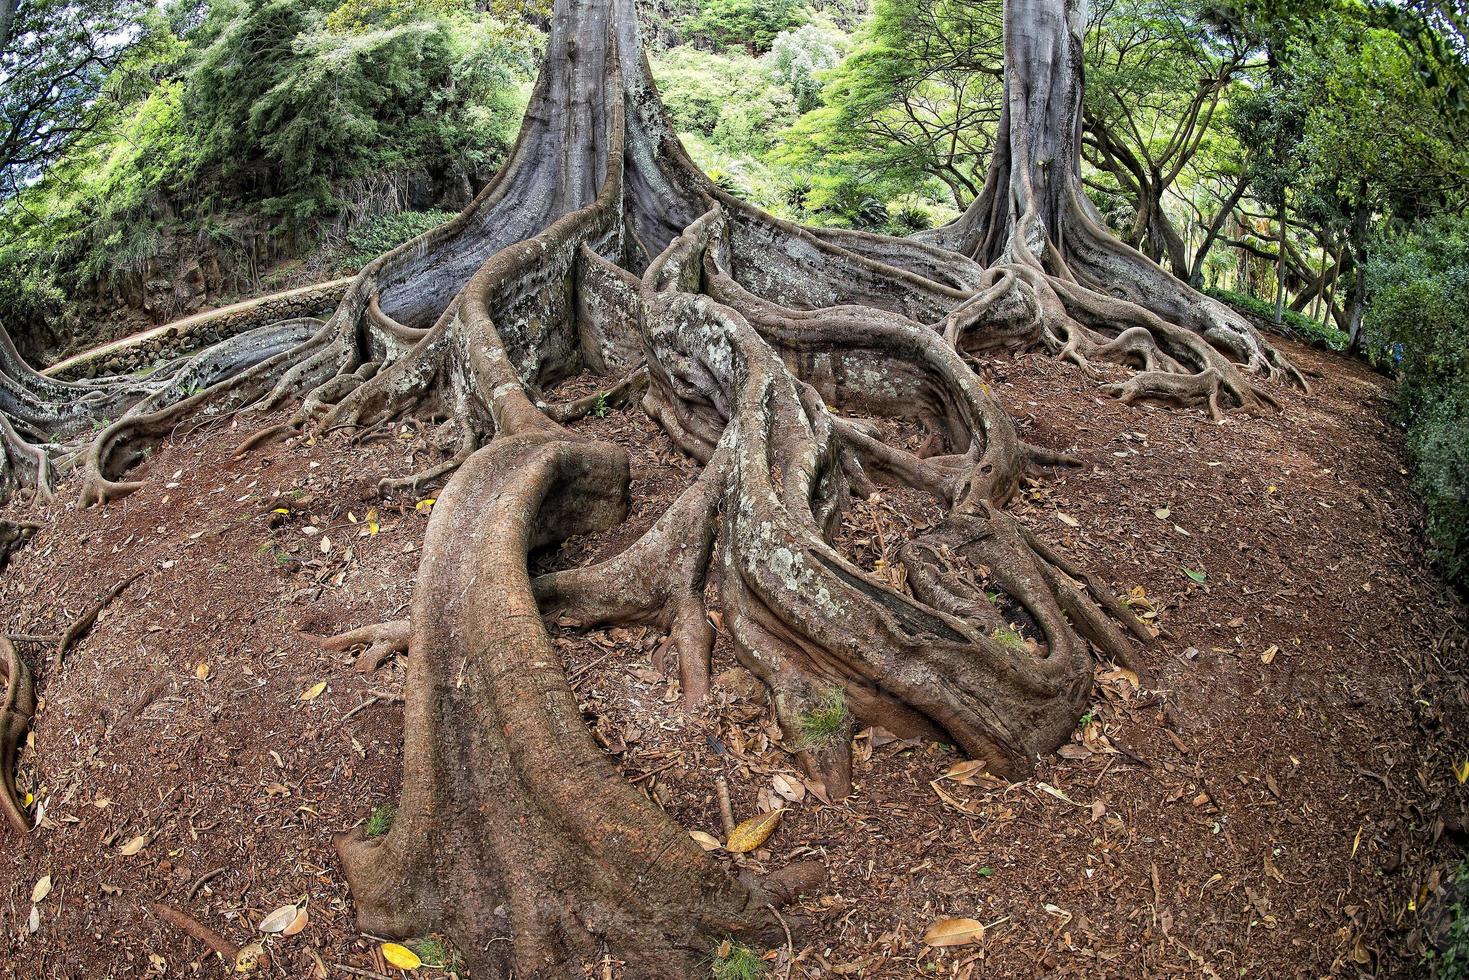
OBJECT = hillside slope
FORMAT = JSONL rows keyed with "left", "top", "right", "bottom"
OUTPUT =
{"left": 0, "top": 338, "right": 1465, "bottom": 978}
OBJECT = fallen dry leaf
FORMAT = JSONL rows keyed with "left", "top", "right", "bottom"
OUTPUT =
{"left": 258, "top": 904, "right": 298, "bottom": 934}
{"left": 688, "top": 830, "right": 722, "bottom": 851}
{"left": 300, "top": 681, "right": 327, "bottom": 702}
{"left": 923, "top": 917, "right": 986, "bottom": 947}
{"left": 282, "top": 907, "right": 309, "bottom": 936}
{"left": 382, "top": 942, "right": 422, "bottom": 970}
{"left": 31, "top": 875, "right": 52, "bottom": 904}
{"left": 772, "top": 774, "right": 805, "bottom": 803}
{"left": 726, "top": 809, "right": 783, "bottom": 853}
{"left": 118, "top": 835, "right": 148, "bottom": 856}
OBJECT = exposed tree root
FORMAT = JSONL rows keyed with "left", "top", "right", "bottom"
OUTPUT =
{"left": 336, "top": 436, "right": 817, "bottom": 976}
{"left": 147, "top": 902, "right": 248, "bottom": 968}
{"left": 53, "top": 570, "right": 145, "bottom": 675}
{"left": 0, "top": 0, "right": 1306, "bottom": 968}
{"left": 0, "top": 519, "right": 40, "bottom": 571}
{"left": 317, "top": 620, "right": 411, "bottom": 673}
{"left": 1, "top": 638, "right": 35, "bottom": 834}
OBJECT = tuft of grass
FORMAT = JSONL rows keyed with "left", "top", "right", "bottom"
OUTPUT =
{"left": 365, "top": 804, "right": 395, "bottom": 837}
{"left": 711, "top": 941, "right": 766, "bottom": 979}
{"left": 413, "top": 935, "right": 457, "bottom": 969}
{"left": 990, "top": 625, "right": 1028, "bottom": 653}
{"left": 797, "top": 687, "right": 848, "bottom": 748}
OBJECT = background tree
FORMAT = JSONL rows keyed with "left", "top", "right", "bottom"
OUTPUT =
{"left": 778, "top": 0, "right": 1005, "bottom": 216}
{"left": 0, "top": 0, "right": 152, "bottom": 194}
{"left": 1080, "top": 0, "right": 1255, "bottom": 277}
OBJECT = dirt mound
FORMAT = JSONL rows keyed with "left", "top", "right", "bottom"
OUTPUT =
{"left": 1, "top": 337, "right": 1465, "bottom": 978}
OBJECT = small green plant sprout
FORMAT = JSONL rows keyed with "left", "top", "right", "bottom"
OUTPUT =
{"left": 796, "top": 685, "right": 849, "bottom": 748}
{"left": 990, "top": 625, "right": 1028, "bottom": 653}
{"left": 1077, "top": 710, "right": 1097, "bottom": 729}
{"left": 365, "top": 804, "right": 396, "bottom": 837}
{"left": 711, "top": 939, "right": 766, "bottom": 979}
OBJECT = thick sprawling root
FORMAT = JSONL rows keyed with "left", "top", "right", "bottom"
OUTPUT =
{"left": 1, "top": 638, "right": 35, "bottom": 835}
{"left": 534, "top": 444, "right": 727, "bottom": 702}
{"left": 336, "top": 436, "right": 813, "bottom": 976}
{"left": 636, "top": 208, "right": 1140, "bottom": 795}
{"left": 316, "top": 620, "right": 410, "bottom": 673}
{"left": 4, "top": 0, "right": 1307, "bottom": 969}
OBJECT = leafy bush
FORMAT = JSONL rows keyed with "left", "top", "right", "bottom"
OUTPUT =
{"left": 345, "top": 210, "right": 456, "bottom": 267}
{"left": 685, "top": 0, "right": 810, "bottom": 53}
{"left": 766, "top": 22, "right": 843, "bottom": 112}
{"left": 1366, "top": 217, "right": 1469, "bottom": 593}
{"left": 1205, "top": 287, "right": 1349, "bottom": 352}
{"left": 654, "top": 47, "right": 797, "bottom": 154}
{"left": 0, "top": 0, "right": 537, "bottom": 356}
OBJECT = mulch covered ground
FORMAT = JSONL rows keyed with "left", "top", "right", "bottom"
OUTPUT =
{"left": 1, "top": 336, "right": 1465, "bottom": 978}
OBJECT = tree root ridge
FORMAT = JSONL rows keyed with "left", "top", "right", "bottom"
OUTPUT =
{"left": 0, "top": 0, "right": 1308, "bottom": 968}
{"left": 336, "top": 436, "right": 805, "bottom": 976}
{"left": 1, "top": 638, "right": 36, "bottom": 834}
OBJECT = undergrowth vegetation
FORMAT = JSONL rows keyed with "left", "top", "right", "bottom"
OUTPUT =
{"left": 1366, "top": 217, "right": 1469, "bottom": 593}
{"left": 0, "top": 0, "right": 539, "bottom": 356}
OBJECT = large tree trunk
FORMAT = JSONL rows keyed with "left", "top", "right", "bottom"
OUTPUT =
{"left": 0, "top": 0, "right": 1306, "bottom": 972}
{"left": 922, "top": 0, "right": 1303, "bottom": 399}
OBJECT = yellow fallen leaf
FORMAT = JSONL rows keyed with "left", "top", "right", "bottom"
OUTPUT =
{"left": 195, "top": 662, "right": 211, "bottom": 681}
{"left": 300, "top": 682, "right": 327, "bottom": 702}
{"left": 382, "top": 942, "right": 422, "bottom": 970}
{"left": 31, "top": 875, "right": 52, "bottom": 904}
{"left": 234, "top": 943, "right": 266, "bottom": 973}
{"left": 118, "top": 835, "right": 148, "bottom": 856}
{"left": 258, "top": 904, "right": 298, "bottom": 933}
{"left": 271, "top": 508, "right": 290, "bottom": 515}
{"left": 923, "top": 917, "right": 986, "bottom": 947}
{"left": 1261, "top": 645, "right": 1279, "bottom": 664}
{"left": 1455, "top": 759, "right": 1469, "bottom": 785}
{"left": 415, "top": 498, "right": 436, "bottom": 514}
{"left": 366, "top": 507, "right": 380, "bottom": 536}
{"left": 726, "top": 809, "right": 783, "bottom": 853}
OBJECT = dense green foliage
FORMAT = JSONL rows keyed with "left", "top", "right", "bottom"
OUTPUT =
{"left": 1205, "top": 287, "right": 1350, "bottom": 350}
{"left": 685, "top": 0, "right": 810, "bottom": 52}
{"left": 1366, "top": 217, "right": 1469, "bottom": 591}
{"left": 0, "top": 0, "right": 537, "bottom": 351}
{"left": 0, "top": 0, "right": 153, "bottom": 190}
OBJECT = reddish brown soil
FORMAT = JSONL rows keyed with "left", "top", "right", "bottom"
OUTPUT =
{"left": 2, "top": 337, "right": 1465, "bottom": 979}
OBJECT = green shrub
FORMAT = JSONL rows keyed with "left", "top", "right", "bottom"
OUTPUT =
{"left": 710, "top": 941, "right": 767, "bottom": 979}
{"left": 797, "top": 686, "right": 848, "bottom": 747}
{"left": 1204, "top": 287, "right": 1349, "bottom": 352}
{"left": 1366, "top": 216, "right": 1469, "bottom": 594}
{"left": 345, "top": 209, "right": 456, "bottom": 267}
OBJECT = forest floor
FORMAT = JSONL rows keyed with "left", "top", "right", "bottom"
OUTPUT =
{"left": 1, "top": 337, "right": 1466, "bottom": 979}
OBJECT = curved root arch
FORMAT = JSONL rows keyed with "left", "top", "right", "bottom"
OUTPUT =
{"left": 0, "top": 0, "right": 1310, "bottom": 971}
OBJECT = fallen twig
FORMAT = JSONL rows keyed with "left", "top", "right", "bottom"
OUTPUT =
{"left": 148, "top": 901, "right": 241, "bottom": 964}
